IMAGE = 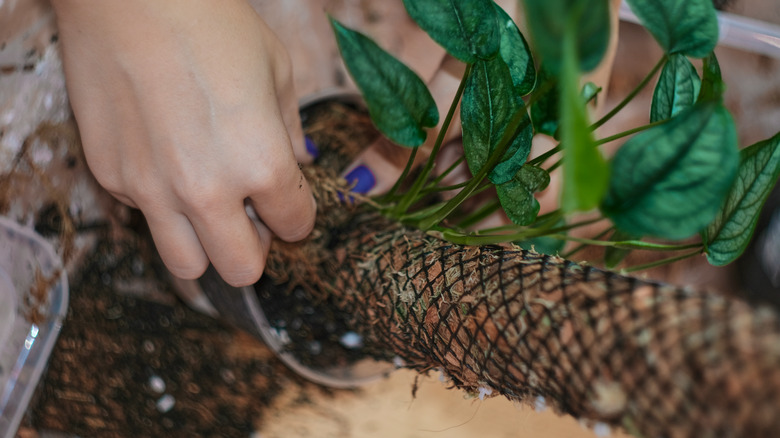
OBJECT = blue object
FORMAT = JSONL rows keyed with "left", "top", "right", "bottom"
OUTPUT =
{"left": 305, "top": 136, "right": 319, "bottom": 159}
{"left": 344, "top": 165, "right": 375, "bottom": 195}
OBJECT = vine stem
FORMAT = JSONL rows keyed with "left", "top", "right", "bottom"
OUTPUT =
{"left": 423, "top": 156, "right": 465, "bottom": 192}
{"left": 393, "top": 64, "right": 472, "bottom": 216}
{"left": 438, "top": 216, "right": 601, "bottom": 246}
{"left": 561, "top": 226, "right": 613, "bottom": 258}
{"left": 623, "top": 248, "right": 704, "bottom": 273}
{"left": 457, "top": 199, "right": 500, "bottom": 229}
{"left": 382, "top": 146, "right": 418, "bottom": 202}
{"left": 546, "top": 234, "right": 704, "bottom": 252}
{"left": 594, "top": 120, "right": 666, "bottom": 146}
{"left": 590, "top": 55, "right": 668, "bottom": 130}
{"left": 545, "top": 119, "right": 668, "bottom": 173}
{"left": 417, "top": 90, "right": 547, "bottom": 230}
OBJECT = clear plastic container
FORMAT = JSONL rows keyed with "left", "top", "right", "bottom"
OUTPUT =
{"left": 0, "top": 216, "right": 68, "bottom": 438}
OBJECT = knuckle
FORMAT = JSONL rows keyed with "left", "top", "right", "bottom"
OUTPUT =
{"left": 172, "top": 177, "right": 223, "bottom": 212}
{"left": 246, "top": 160, "right": 288, "bottom": 194}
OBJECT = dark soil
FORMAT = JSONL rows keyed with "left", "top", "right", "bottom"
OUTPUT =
{"left": 255, "top": 97, "right": 391, "bottom": 372}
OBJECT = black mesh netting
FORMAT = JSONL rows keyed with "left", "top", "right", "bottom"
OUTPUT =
{"left": 315, "top": 210, "right": 780, "bottom": 437}
{"left": 262, "top": 99, "right": 780, "bottom": 438}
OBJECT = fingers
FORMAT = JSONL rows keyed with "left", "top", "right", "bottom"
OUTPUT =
{"left": 243, "top": 141, "right": 317, "bottom": 243}
{"left": 145, "top": 211, "right": 210, "bottom": 281}
{"left": 185, "top": 200, "right": 271, "bottom": 287}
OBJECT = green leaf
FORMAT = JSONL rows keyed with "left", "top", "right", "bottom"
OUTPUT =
{"left": 330, "top": 18, "right": 439, "bottom": 147}
{"left": 625, "top": 0, "right": 718, "bottom": 58}
{"left": 650, "top": 54, "right": 701, "bottom": 122}
{"left": 522, "top": 0, "right": 611, "bottom": 73}
{"left": 602, "top": 103, "right": 739, "bottom": 239}
{"left": 530, "top": 65, "right": 559, "bottom": 137}
{"left": 705, "top": 132, "right": 780, "bottom": 266}
{"left": 581, "top": 82, "right": 603, "bottom": 106}
{"left": 497, "top": 165, "right": 550, "bottom": 225}
{"left": 403, "top": 0, "right": 499, "bottom": 63}
{"left": 490, "top": 113, "right": 534, "bottom": 184}
{"left": 560, "top": 24, "right": 609, "bottom": 212}
{"left": 462, "top": 56, "right": 531, "bottom": 184}
{"left": 495, "top": 3, "right": 536, "bottom": 96}
{"left": 698, "top": 52, "right": 726, "bottom": 103}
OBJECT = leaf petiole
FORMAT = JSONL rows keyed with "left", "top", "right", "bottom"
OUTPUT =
{"left": 594, "top": 120, "right": 666, "bottom": 146}
{"left": 394, "top": 63, "right": 473, "bottom": 216}
{"left": 623, "top": 248, "right": 704, "bottom": 273}
{"left": 546, "top": 235, "right": 704, "bottom": 251}
{"left": 591, "top": 55, "right": 668, "bottom": 130}
{"left": 382, "top": 146, "right": 418, "bottom": 202}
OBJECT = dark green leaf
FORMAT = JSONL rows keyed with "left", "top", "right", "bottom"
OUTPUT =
{"left": 698, "top": 52, "right": 726, "bottom": 103}
{"left": 331, "top": 18, "right": 439, "bottom": 147}
{"left": 495, "top": 3, "right": 536, "bottom": 96}
{"left": 581, "top": 82, "right": 603, "bottom": 106}
{"left": 560, "top": 24, "right": 609, "bottom": 212}
{"left": 490, "top": 113, "right": 534, "bottom": 185}
{"left": 462, "top": 57, "right": 530, "bottom": 184}
{"left": 650, "top": 54, "right": 701, "bottom": 122}
{"left": 497, "top": 165, "right": 550, "bottom": 225}
{"left": 522, "top": 0, "right": 611, "bottom": 73}
{"left": 604, "top": 230, "right": 639, "bottom": 268}
{"left": 602, "top": 103, "right": 739, "bottom": 239}
{"left": 530, "top": 65, "right": 559, "bottom": 137}
{"left": 403, "top": 0, "right": 499, "bottom": 63}
{"left": 625, "top": 0, "right": 718, "bottom": 57}
{"left": 705, "top": 132, "right": 780, "bottom": 266}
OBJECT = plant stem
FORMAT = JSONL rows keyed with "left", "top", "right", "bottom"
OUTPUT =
{"left": 383, "top": 146, "right": 418, "bottom": 202}
{"left": 547, "top": 158, "right": 563, "bottom": 173}
{"left": 457, "top": 199, "right": 500, "bottom": 229}
{"left": 528, "top": 144, "right": 562, "bottom": 166}
{"left": 545, "top": 120, "right": 667, "bottom": 172}
{"left": 623, "top": 249, "right": 703, "bottom": 273}
{"left": 418, "top": 106, "right": 536, "bottom": 230}
{"left": 440, "top": 216, "right": 599, "bottom": 246}
{"left": 547, "top": 235, "right": 703, "bottom": 252}
{"left": 420, "top": 180, "right": 470, "bottom": 196}
{"left": 398, "top": 200, "right": 450, "bottom": 223}
{"left": 394, "top": 64, "right": 472, "bottom": 216}
{"left": 424, "top": 156, "right": 465, "bottom": 191}
{"left": 590, "top": 55, "right": 668, "bottom": 130}
{"left": 561, "top": 226, "right": 613, "bottom": 258}
{"left": 594, "top": 120, "right": 666, "bottom": 146}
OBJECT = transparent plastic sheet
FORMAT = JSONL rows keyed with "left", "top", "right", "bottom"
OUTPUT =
{"left": 620, "top": 2, "right": 780, "bottom": 59}
{"left": 0, "top": 217, "right": 68, "bottom": 438}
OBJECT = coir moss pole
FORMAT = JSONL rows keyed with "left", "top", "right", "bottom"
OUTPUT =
{"left": 322, "top": 209, "right": 780, "bottom": 437}
{"left": 264, "top": 100, "right": 780, "bottom": 437}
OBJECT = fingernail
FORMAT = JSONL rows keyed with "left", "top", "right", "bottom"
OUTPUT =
{"left": 305, "top": 136, "right": 319, "bottom": 159}
{"left": 344, "top": 164, "right": 376, "bottom": 195}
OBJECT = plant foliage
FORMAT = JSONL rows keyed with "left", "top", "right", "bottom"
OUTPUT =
{"left": 330, "top": 18, "right": 439, "bottom": 147}
{"left": 705, "top": 133, "right": 780, "bottom": 266}
{"left": 330, "top": 0, "right": 780, "bottom": 271}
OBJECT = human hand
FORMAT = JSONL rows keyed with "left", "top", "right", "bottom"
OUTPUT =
{"left": 52, "top": 0, "right": 316, "bottom": 287}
